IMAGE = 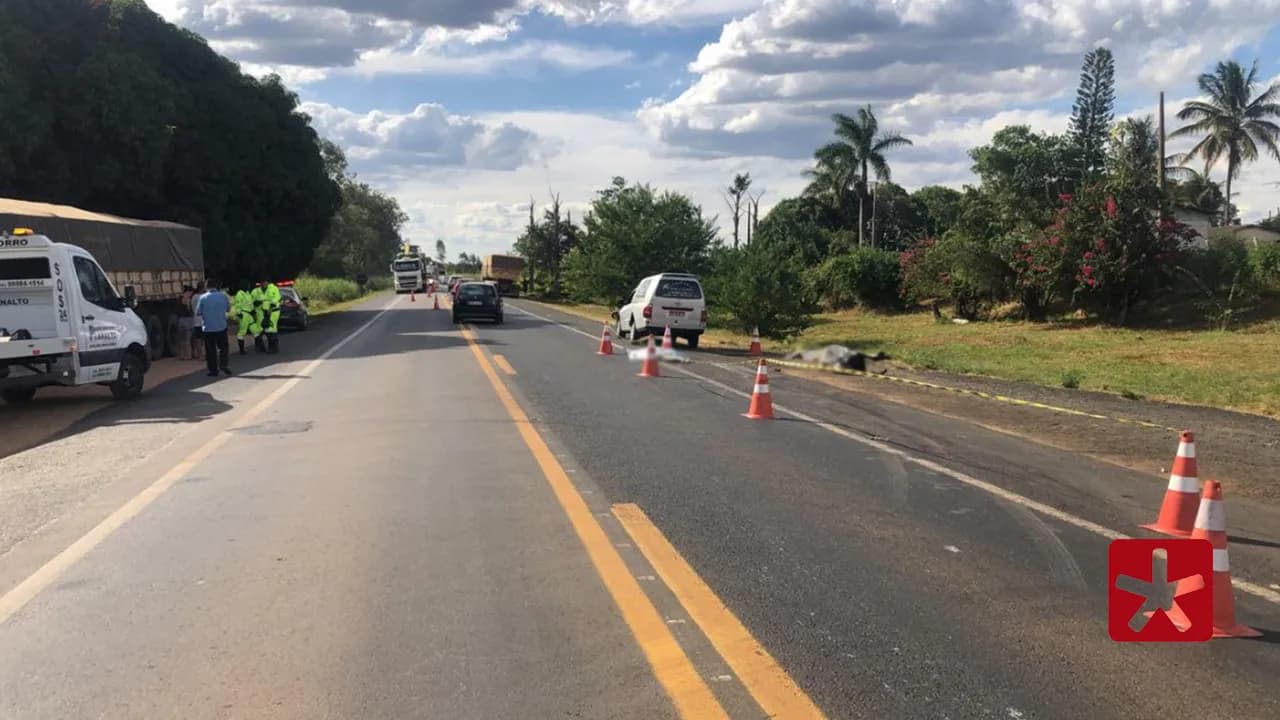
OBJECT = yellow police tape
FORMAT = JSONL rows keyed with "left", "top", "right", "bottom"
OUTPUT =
{"left": 768, "top": 358, "right": 1180, "bottom": 433}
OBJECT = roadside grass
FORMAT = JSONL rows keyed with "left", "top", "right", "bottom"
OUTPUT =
{"left": 526, "top": 299, "right": 1280, "bottom": 418}
{"left": 297, "top": 274, "right": 392, "bottom": 317}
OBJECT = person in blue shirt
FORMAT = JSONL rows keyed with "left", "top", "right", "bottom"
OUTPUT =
{"left": 194, "top": 279, "right": 233, "bottom": 377}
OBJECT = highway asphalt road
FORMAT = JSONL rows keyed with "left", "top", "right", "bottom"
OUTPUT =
{"left": 1, "top": 292, "right": 1278, "bottom": 719}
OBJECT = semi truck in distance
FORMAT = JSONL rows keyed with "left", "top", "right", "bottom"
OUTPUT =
{"left": 391, "top": 243, "right": 429, "bottom": 293}
{"left": 0, "top": 198, "right": 203, "bottom": 365}
{"left": 481, "top": 254, "right": 526, "bottom": 297}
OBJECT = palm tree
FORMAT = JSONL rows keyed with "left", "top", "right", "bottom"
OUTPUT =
{"left": 810, "top": 106, "right": 912, "bottom": 246}
{"left": 1170, "top": 59, "right": 1280, "bottom": 224}
{"left": 1165, "top": 153, "right": 1227, "bottom": 219}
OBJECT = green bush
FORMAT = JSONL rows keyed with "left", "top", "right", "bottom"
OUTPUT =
{"left": 717, "top": 244, "right": 815, "bottom": 339}
{"left": 1249, "top": 242, "right": 1280, "bottom": 288}
{"left": 811, "top": 248, "right": 901, "bottom": 310}
{"left": 294, "top": 274, "right": 363, "bottom": 310}
{"left": 1176, "top": 236, "right": 1257, "bottom": 329}
{"left": 900, "top": 234, "right": 1010, "bottom": 319}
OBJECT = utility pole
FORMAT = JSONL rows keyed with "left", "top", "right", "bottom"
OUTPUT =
{"left": 1158, "top": 91, "right": 1166, "bottom": 192}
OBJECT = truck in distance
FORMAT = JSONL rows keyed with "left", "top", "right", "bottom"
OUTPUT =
{"left": 481, "top": 254, "right": 526, "bottom": 297}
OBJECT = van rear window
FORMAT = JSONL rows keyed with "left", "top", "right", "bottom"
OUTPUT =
{"left": 0, "top": 257, "right": 51, "bottom": 280}
{"left": 655, "top": 278, "right": 702, "bottom": 299}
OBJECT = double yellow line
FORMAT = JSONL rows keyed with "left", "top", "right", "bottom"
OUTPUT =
{"left": 461, "top": 326, "right": 826, "bottom": 719}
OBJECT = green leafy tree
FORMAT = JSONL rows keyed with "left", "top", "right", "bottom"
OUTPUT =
{"left": 1171, "top": 59, "right": 1280, "bottom": 224}
{"left": 869, "top": 182, "right": 927, "bottom": 251}
{"left": 911, "top": 185, "right": 966, "bottom": 238}
{"left": 309, "top": 178, "right": 408, "bottom": 279}
{"left": 1068, "top": 47, "right": 1116, "bottom": 179}
{"left": 564, "top": 177, "right": 716, "bottom": 304}
{"left": 0, "top": 0, "right": 341, "bottom": 281}
{"left": 810, "top": 106, "right": 912, "bottom": 246}
{"left": 717, "top": 243, "right": 815, "bottom": 339}
{"left": 970, "top": 125, "right": 1081, "bottom": 228}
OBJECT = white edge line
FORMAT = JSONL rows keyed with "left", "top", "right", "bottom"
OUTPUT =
{"left": 507, "top": 302, "right": 1280, "bottom": 606}
{"left": 0, "top": 295, "right": 404, "bottom": 625}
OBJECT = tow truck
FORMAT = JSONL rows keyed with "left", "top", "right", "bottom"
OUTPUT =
{"left": 0, "top": 228, "right": 149, "bottom": 404}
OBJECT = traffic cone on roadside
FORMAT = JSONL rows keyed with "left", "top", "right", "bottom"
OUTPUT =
{"left": 744, "top": 358, "right": 774, "bottom": 420}
{"left": 1141, "top": 431, "right": 1201, "bottom": 537}
{"left": 597, "top": 324, "right": 614, "bottom": 356}
{"left": 662, "top": 325, "right": 675, "bottom": 351}
{"left": 1189, "top": 481, "right": 1262, "bottom": 638}
{"left": 638, "top": 335, "right": 660, "bottom": 378}
{"left": 748, "top": 327, "right": 762, "bottom": 357}
{"left": 433, "top": 293, "right": 439, "bottom": 310}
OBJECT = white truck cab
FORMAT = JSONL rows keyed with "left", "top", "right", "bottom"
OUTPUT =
{"left": 0, "top": 229, "right": 149, "bottom": 404}
{"left": 391, "top": 255, "right": 426, "bottom": 293}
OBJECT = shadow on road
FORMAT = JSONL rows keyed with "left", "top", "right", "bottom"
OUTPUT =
{"left": 0, "top": 300, "right": 472, "bottom": 460}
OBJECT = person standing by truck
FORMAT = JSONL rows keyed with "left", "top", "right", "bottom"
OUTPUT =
{"left": 233, "top": 284, "right": 255, "bottom": 354}
{"left": 250, "top": 282, "right": 268, "bottom": 353}
{"left": 195, "top": 279, "right": 232, "bottom": 377}
{"left": 263, "top": 280, "right": 282, "bottom": 354}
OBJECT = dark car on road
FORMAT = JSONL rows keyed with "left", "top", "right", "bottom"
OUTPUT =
{"left": 278, "top": 285, "right": 310, "bottom": 331}
{"left": 451, "top": 282, "right": 503, "bottom": 324}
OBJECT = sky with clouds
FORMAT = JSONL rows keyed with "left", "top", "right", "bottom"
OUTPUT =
{"left": 146, "top": 0, "right": 1280, "bottom": 258}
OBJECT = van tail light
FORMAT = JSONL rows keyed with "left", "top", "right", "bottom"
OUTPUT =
{"left": 642, "top": 305, "right": 652, "bottom": 319}
{"left": 700, "top": 309, "right": 707, "bottom": 322}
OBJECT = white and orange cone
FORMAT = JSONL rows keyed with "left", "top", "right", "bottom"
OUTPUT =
{"left": 662, "top": 325, "right": 675, "bottom": 351}
{"left": 1141, "top": 431, "right": 1201, "bottom": 537}
{"left": 748, "top": 327, "right": 762, "bottom": 357}
{"left": 1188, "top": 481, "right": 1262, "bottom": 638}
{"left": 744, "top": 358, "right": 774, "bottom": 420}
{"left": 638, "top": 335, "right": 660, "bottom": 378}
{"left": 597, "top": 324, "right": 614, "bottom": 356}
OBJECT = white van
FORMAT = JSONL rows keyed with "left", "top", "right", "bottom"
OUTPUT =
{"left": 0, "top": 229, "right": 150, "bottom": 404}
{"left": 615, "top": 273, "right": 707, "bottom": 348}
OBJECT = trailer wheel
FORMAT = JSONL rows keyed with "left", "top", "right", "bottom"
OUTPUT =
{"left": 163, "top": 313, "right": 181, "bottom": 358}
{"left": 1, "top": 387, "right": 37, "bottom": 405}
{"left": 110, "top": 352, "right": 146, "bottom": 400}
{"left": 144, "top": 313, "right": 164, "bottom": 362}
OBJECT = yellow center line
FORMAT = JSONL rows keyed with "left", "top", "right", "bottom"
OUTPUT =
{"left": 460, "top": 328, "right": 728, "bottom": 720}
{"left": 492, "top": 353, "right": 517, "bottom": 376}
{"left": 612, "top": 502, "right": 829, "bottom": 720}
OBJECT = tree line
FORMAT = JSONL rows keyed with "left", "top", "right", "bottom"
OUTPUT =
{"left": 513, "top": 48, "right": 1280, "bottom": 336}
{"left": 0, "top": 0, "right": 408, "bottom": 285}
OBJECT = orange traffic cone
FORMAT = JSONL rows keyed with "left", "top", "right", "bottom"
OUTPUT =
{"left": 748, "top": 327, "right": 762, "bottom": 357}
{"left": 597, "top": 324, "right": 614, "bottom": 356}
{"left": 662, "top": 325, "right": 674, "bottom": 351}
{"left": 638, "top": 335, "right": 660, "bottom": 378}
{"left": 1141, "top": 431, "right": 1201, "bottom": 536}
{"left": 1189, "top": 481, "right": 1262, "bottom": 638}
{"left": 744, "top": 358, "right": 774, "bottom": 420}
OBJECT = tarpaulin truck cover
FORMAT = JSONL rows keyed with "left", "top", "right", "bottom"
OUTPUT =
{"left": 0, "top": 197, "right": 203, "bottom": 301}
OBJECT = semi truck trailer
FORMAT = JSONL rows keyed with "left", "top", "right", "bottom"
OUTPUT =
{"left": 481, "top": 254, "right": 526, "bottom": 297}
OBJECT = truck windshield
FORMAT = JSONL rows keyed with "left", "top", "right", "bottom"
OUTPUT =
{"left": 0, "top": 257, "right": 52, "bottom": 281}
{"left": 393, "top": 260, "right": 420, "bottom": 271}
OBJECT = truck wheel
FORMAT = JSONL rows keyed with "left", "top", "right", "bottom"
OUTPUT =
{"left": 110, "top": 352, "right": 146, "bottom": 400}
{"left": 164, "top": 313, "right": 181, "bottom": 357}
{"left": 144, "top": 314, "right": 164, "bottom": 362}
{"left": 686, "top": 334, "right": 700, "bottom": 350}
{"left": 1, "top": 387, "right": 37, "bottom": 405}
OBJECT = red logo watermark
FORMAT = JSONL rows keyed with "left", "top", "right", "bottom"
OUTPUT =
{"left": 1108, "top": 538, "right": 1213, "bottom": 642}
